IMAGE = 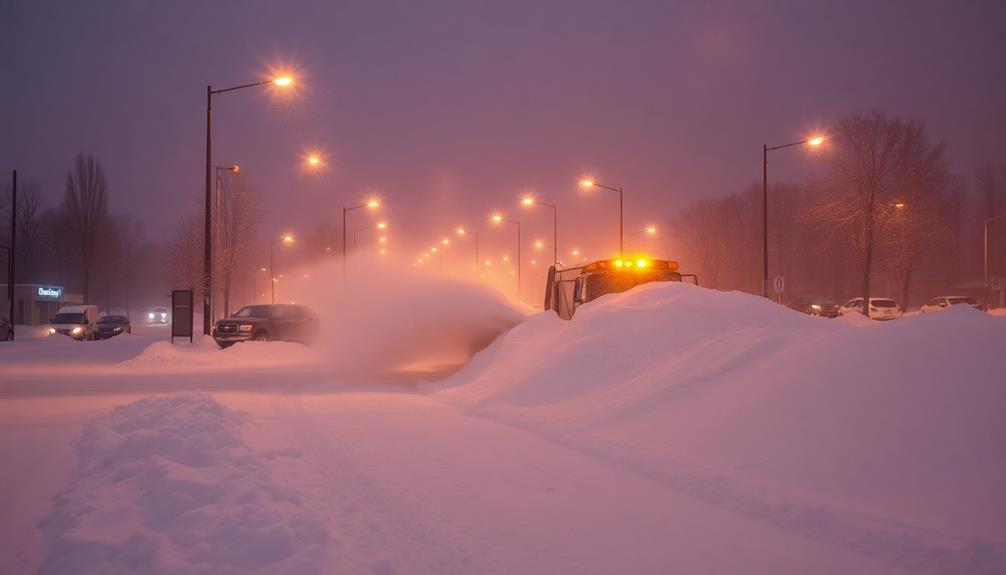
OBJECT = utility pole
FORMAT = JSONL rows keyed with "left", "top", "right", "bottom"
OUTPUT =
{"left": 8, "top": 170, "right": 15, "bottom": 338}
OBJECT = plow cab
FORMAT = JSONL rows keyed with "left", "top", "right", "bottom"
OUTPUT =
{"left": 544, "top": 257, "right": 698, "bottom": 320}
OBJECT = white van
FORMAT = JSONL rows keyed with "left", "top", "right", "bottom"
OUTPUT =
{"left": 50, "top": 305, "right": 101, "bottom": 340}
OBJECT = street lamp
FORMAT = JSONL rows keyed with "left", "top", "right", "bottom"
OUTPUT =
{"left": 270, "top": 233, "right": 295, "bottom": 304}
{"left": 342, "top": 198, "right": 380, "bottom": 269}
{"left": 579, "top": 178, "right": 624, "bottom": 254}
{"left": 456, "top": 227, "right": 479, "bottom": 275}
{"left": 520, "top": 194, "right": 558, "bottom": 267}
{"left": 203, "top": 73, "right": 295, "bottom": 334}
{"left": 762, "top": 135, "right": 825, "bottom": 298}
{"left": 985, "top": 213, "right": 1006, "bottom": 309}
{"left": 491, "top": 212, "right": 521, "bottom": 293}
{"left": 627, "top": 224, "right": 657, "bottom": 251}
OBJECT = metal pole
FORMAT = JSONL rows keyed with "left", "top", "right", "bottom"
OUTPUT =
{"left": 985, "top": 218, "right": 990, "bottom": 309}
{"left": 270, "top": 240, "right": 275, "bottom": 304}
{"left": 203, "top": 86, "right": 213, "bottom": 335}
{"left": 553, "top": 204, "right": 558, "bottom": 267}
{"left": 342, "top": 207, "right": 347, "bottom": 272}
{"left": 9, "top": 169, "right": 15, "bottom": 338}
{"left": 474, "top": 232, "right": 479, "bottom": 276}
{"left": 212, "top": 169, "right": 222, "bottom": 322}
{"left": 618, "top": 187, "right": 624, "bottom": 255}
{"left": 762, "top": 144, "right": 769, "bottom": 298}
{"left": 517, "top": 221, "right": 521, "bottom": 295}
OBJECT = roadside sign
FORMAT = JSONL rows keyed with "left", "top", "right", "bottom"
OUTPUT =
{"left": 992, "top": 277, "right": 1002, "bottom": 291}
{"left": 773, "top": 276, "right": 785, "bottom": 294}
{"left": 171, "top": 289, "right": 193, "bottom": 344}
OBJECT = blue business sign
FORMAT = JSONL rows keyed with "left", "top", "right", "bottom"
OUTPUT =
{"left": 36, "top": 285, "right": 63, "bottom": 300}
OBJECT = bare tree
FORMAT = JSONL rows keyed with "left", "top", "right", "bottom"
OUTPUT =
{"left": 60, "top": 153, "right": 111, "bottom": 302}
{"left": 166, "top": 215, "right": 203, "bottom": 298}
{"left": 215, "top": 173, "right": 259, "bottom": 317}
{"left": 808, "top": 112, "right": 948, "bottom": 314}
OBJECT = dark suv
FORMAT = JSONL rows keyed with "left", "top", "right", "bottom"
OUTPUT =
{"left": 212, "top": 304, "right": 319, "bottom": 348}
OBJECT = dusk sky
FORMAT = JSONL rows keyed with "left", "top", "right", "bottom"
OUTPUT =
{"left": 3, "top": 0, "right": 1004, "bottom": 255}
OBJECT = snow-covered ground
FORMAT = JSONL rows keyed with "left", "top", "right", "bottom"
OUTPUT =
{"left": 2, "top": 280, "right": 1004, "bottom": 574}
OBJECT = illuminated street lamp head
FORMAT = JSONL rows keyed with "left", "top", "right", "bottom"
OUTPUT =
{"left": 534, "top": 239, "right": 544, "bottom": 249}
{"left": 521, "top": 196, "right": 535, "bottom": 207}
{"left": 441, "top": 238, "right": 450, "bottom": 246}
{"left": 431, "top": 247, "right": 438, "bottom": 253}
{"left": 366, "top": 198, "right": 380, "bottom": 209}
{"left": 807, "top": 136, "right": 825, "bottom": 146}
{"left": 379, "top": 236, "right": 388, "bottom": 244}
{"left": 645, "top": 225, "right": 657, "bottom": 235}
{"left": 579, "top": 179, "right": 595, "bottom": 189}
{"left": 259, "top": 267, "right": 267, "bottom": 272}
{"left": 281, "top": 233, "right": 295, "bottom": 245}
{"left": 229, "top": 164, "right": 240, "bottom": 173}
{"left": 456, "top": 227, "right": 466, "bottom": 236}
{"left": 490, "top": 212, "right": 504, "bottom": 224}
{"left": 273, "top": 76, "right": 294, "bottom": 87}
{"left": 571, "top": 249, "right": 580, "bottom": 256}
{"left": 894, "top": 202, "right": 906, "bottom": 209}
{"left": 376, "top": 221, "right": 388, "bottom": 229}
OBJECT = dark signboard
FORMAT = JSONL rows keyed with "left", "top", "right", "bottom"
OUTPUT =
{"left": 171, "top": 289, "right": 194, "bottom": 343}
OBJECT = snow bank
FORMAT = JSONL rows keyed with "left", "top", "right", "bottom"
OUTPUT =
{"left": 282, "top": 256, "right": 526, "bottom": 374}
{"left": 38, "top": 393, "right": 328, "bottom": 575}
{"left": 122, "top": 338, "right": 319, "bottom": 371}
{"left": 438, "top": 283, "right": 1006, "bottom": 574}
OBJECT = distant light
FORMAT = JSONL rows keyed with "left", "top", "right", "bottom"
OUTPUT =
{"left": 502, "top": 256, "right": 509, "bottom": 262}
{"left": 431, "top": 247, "right": 438, "bottom": 253}
{"left": 579, "top": 179, "right": 595, "bottom": 189}
{"left": 645, "top": 225, "right": 657, "bottom": 235}
{"left": 534, "top": 239, "right": 544, "bottom": 249}
{"left": 521, "top": 196, "right": 535, "bottom": 207}
{"left": 366, "top": 198, "right": 380, "bottom": 209}
{"left": 572, "top": 249, "right": 580, "bottom": 256}
{"left": 282, "top": 233, "right": 295, "bottom": 244}
{"left": 894, "top": 202, "right": 906, "bottom": 209}
{"left": 274, "top": 76, "right": 294, "bottom": 87}
{"left": 441, "top": 238, "right": 450, "bottom": 246}
{"left": 456, "top": 227, "right": 466, "bottom": 236}
{"left": 379, "top": 236, "right": 388, "bottom": 243}
{"left": 376, "top": 221, "right": 388, "bottom": 229}
{"left": 259, "top": 267, "right": 268, "bottom": 271}
{"left": 484, "top": 260, "right": 491, "bottom": 266}
{"left": 230, "top": 164, "right": 240, "bottom": 173}
{"left": 490, "top": 212, "right": 504, "bottom": 223}
{"left": 807, "top": 136, "right": 825, "bottom": 146}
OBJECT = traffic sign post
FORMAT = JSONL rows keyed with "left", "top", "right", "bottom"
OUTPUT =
{"left": 773, "top": 276, "right": 785, "bottom": 304}
{"left": 992, "top": 277, "right": 1002, "bottom": 309}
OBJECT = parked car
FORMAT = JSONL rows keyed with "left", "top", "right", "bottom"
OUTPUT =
{"left": 0, "top": 316, "right": 12, "bottom": 341}
{"left": 148, "top": 306, "right": 169, "bottom": 324}
{"left": 920, "top": 296, "right": 984, "bottom": 313}
{"left": 212, "top": 304, "right": 319, "bottom": 348}
{"left": 49, "top": 305, "right": 101, "bottom": 340}
{"left": 95, "top": 314, "right": 132, "bottom": 339}
{"left": 789, "top": 295, "right": 840, "bottom": 318}
{"left": 838, "top": 297, "right": 902, "bottom": 320}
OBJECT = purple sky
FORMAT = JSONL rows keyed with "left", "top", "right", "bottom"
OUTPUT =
{"left": 2, "top": 0, "right": 1004, "bottom": 262}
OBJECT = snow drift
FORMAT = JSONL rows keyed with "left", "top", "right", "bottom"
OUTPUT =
{"left": 438, "top": 282, "right": 1006, "bottom": 574}
{"left": 38, "top": 393, "right": 328, "bottom": 575}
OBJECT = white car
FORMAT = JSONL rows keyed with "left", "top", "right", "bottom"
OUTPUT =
{"left": 920, "top": 296, "right": 983, "bottom": 313}
{"left": 838, "top": 297, "right": 902, "bottom": 320}
{"left": 148, "top": 306, "right": 169, "bottom": 324}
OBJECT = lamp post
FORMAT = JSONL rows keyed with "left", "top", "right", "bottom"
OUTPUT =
{"left": 491, "top": 213, "right": 521, "bottom": 294}
{"left": 252, "top": 266, "right": 267, "bottom": 304}
{"left": 762, "top": 136, "right": 824, "bottom": 298}
{"left": 211, "top": 164, "right": 239, "bottom": 322}
{"left": 270, "top": 233, "right": 295, "bottom": 304}
{"left": 7, "top": 169, "right": 14, "bottom": 337}
{"left": 203, "top": 74, "right": 294, "bottom": 335}
{"left": 342, "top": 199, "right": 380, "bottom": 271}
{"left": 456, "top": 227, "right": 479, "bottom": 276}
{"left": 520, "top": 195, "right": 558, "bottom": 266}
{"left": 985, "top": 213, "right": 1006, "bottom": 309}
{"left": 627, "top": 224, "right": 657, "bottom": 252}
{"left": 579, "top": 179, "right": 623, "bottom": 254}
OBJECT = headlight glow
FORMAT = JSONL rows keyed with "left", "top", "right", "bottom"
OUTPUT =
{"left": 811, "top": 304, "right": 822, "bottom": 310}
{"left": 238, "top": 324, "right": 253, "bottom": 332}
{"left": 161, "top": 313, "right": 167, "bottom": 319}
{"left": 635, "top": 259, "right": 648, "bottom": 268}
{"left": 71, "top": 327, "right": 83, "bottom": 335}
{"left": 49, "top": 328, "right": 56, "bottom": 334}
{"left": 148, "top": 313, "right": 155, "bottom": 319}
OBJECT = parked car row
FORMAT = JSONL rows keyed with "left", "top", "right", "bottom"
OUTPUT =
{"left": 48, "top": 305, "right": 132, "bottom": 341}
{"left": 790, "top": 293, "right": 987, "bottom": 320}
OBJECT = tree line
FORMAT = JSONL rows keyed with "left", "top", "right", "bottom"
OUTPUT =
{"left": 669, "top": 111, "right": 1006, "bottom": 309}
{"left": 1, "top": 153, "right": 161, "bottom": 316}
